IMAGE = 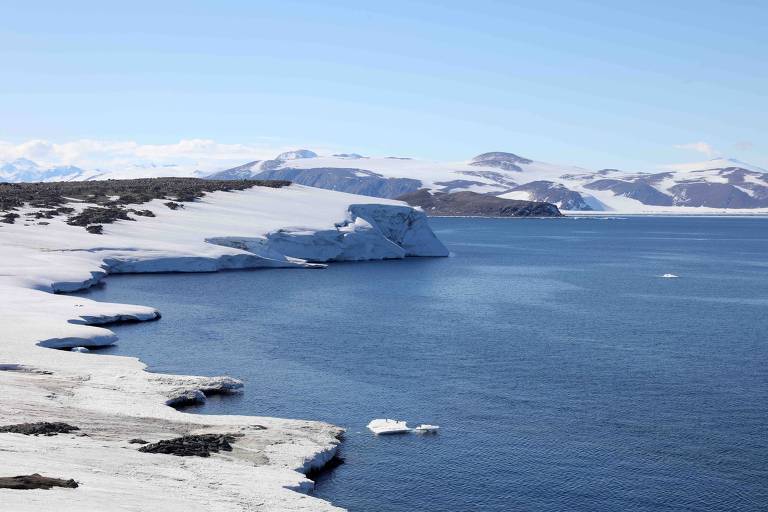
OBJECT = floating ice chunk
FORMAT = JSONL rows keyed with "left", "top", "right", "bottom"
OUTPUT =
{"left": 414, "top": 424, "right": 440, "bottom": 434}
{"left": 367, "top": 419, "right": 411, "bottom": 435}
{"left": 70, "top": 346, "right": 90, "bottom": 353}
{"left": 661, "top": 273, "right": 679, "bottom": 278}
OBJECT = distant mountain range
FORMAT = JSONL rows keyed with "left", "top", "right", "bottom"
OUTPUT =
{"left": 207, "top": 150, "right": 768, "bottom": 213}
{"left": 3, "top": 150, "right": 768, "bottom": 213}
{"left": 0, "top": 158, "right": 102, "bottom": 182}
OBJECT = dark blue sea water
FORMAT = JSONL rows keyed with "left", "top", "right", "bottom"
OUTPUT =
{"left": 73, "top": 217, "right": 768, "bottom": 511}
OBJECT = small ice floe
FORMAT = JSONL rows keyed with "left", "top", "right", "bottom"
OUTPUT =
{"left": 661, "top": 273, "right": 679, "bottom": 278}
{"left": 414, "top": 424, "right": 440, "bottom": 434}
{"left": 70, "top": 346, "right": 90, "bottom": 353}
{"left": 367, "top": 419, "right": 411, "bottom": 435}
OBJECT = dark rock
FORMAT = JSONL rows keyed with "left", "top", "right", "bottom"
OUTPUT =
{"left": 469, "top": 151, "right": 533, "bottom": 171}
{"left": 164, "top": 201, "right": 183, "bottom": 210}
{"left": 32, "top": 209, "right": 57, "bottom": 219}
{"left": 0, "top": 422, "right": 79, "bottom": 436}
{"left": 668, "top": 181, "right": 761, "bottom": 208}
{"left": 85, "top": 224, "right": 103, "bottom": 235}
{"left": 0, "top": 474, "right": 78, "bottom": 490}
{"left": 585, "top": 179, "right": 673, "bottom": 206}
{"left": 397, "top": 189, "right": 562, "bottom": 217}
{"left": 129, "top": 209, "right": 156, "bottom": 217}
{"left": 128, "top": 438, "right": 149, "bottom": 444}
{"left": 67, "top": 207, "right": 133, "bottom": 226}
{"left": 1, "top": 212, "right": 19, "bottom": 224}
{"left": 509, "top": 181, "right": 593, "bottom": 211}
{"left": 138, "top": 433, "right": 242, "bottom": 457}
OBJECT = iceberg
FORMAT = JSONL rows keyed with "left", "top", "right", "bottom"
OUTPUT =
{"left": 367, "top": 419, "right": 412, "bottom": 435}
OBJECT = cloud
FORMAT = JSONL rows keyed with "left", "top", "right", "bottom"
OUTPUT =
{"left": 673, "top": 141, "right": 720, "bottom": 157}
{"left": 0, "top": 138, "right": 330, "bottom": 175}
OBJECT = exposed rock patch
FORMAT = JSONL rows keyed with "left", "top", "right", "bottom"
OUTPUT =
{"left": 138, "top": 433, "right": 242, "bottom": 457}
{"left": 0, "top": 474, "right": 79, "bottom": 490}
{"left": 0, "top": 421, "right": 79, "bottom": 436}
{"left": 0, "top": 178, "right": 291, "bottom": 231}
{"left": 164, "top": 201, "right": 184, "bottom": 210}
{"left": 585, "top": 178, "right": 673, "bottom": 206}
{"left": 469, "top": 151, "right": 533, "bottom": 171}
{"left": 398, "top": 189, "right": 562, "bottom": 217}
{"left": 1, "top": 212, "right": 20, "bottom": 224}
{"left": 508, "top": 180, "right": 593, "bottom": 211}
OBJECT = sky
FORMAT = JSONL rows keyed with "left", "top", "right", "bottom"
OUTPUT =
{"left": 1, "top": 0, "right": 766, "bottom": 172}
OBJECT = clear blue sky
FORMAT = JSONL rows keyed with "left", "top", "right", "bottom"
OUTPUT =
{"left": 1, "top": 0, "right": 766, "bottom": 170}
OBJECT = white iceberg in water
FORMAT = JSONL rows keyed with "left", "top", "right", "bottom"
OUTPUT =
{"left": 414, "top": 424, "right": 440, "bottom": 434}
{"left": 367, "top": 419, "right": 411, "bottom": 435}
{"left": 661, "top": 273, "right": 679, "bottom": 278}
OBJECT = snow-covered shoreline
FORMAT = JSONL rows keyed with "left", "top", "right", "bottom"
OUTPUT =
{"left": 0, "top": 184, "right": 448, "bottom": 511}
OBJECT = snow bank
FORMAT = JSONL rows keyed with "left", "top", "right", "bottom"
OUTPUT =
{"left": 0, "top": 184, "right": 447, "bottom": 511}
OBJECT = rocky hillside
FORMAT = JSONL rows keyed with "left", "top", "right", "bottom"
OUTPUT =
{"left": 0, "top": 178, "right": 289, "bottom": 232}
{"left": 397, "top": 189, "right": 562, "bottom": 217}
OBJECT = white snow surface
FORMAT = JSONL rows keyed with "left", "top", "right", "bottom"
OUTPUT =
{"left": 0, "top": 184, "right": 447, "bottom": 511}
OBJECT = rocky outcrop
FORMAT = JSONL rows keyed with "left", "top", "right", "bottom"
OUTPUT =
{"left": 508, "top": 181, "right": 592, "bottom": 211}
{"left": 585, "top": 179, "right": 673, "bottom": 206}
{"left": 251, "top": 167, "right": 422, "bottom": 198}
{"left": 0, "top": 474, "right": 79, "bottom": 490}
{"left": 668, "top": 182, "right": 760, "bottom": 208}
{"left": 138, "top": 433, "right": 242, "bottom": 457}
{"left": 398, "top": 189, "right": 562, "bottom": 217}
{"left": 469, "top": 152, "right": 533, "bottom": 171}
{"left": 0, "top": 422, "right": 79, "bottom": 436}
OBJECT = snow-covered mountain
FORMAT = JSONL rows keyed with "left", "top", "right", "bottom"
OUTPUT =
{"left": 0, "top": 158, "right": 102, "bottom": 182}
{"left": 208, "top": 151, "right": 768, "bottom": 213}
{"left": 4, "top": 151, "right": 768, "bottom": 213}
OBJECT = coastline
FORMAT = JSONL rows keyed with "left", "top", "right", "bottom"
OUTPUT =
{"left": 0, "top": 184, "right": 448, "bottom": 511}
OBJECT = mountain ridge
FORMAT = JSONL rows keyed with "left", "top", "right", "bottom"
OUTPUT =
{"left": 3, "top": 151, "right": 768, "bottom": 213}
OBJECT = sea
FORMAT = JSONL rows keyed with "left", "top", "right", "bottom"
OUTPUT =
{"left": 73, "top": 216, "right": 768, "bottom": 512}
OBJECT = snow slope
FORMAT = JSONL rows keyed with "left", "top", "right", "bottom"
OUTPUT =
{"left": 0, "top": 184, "right": 447, "bottom": 511}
